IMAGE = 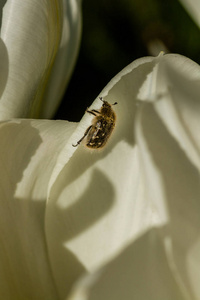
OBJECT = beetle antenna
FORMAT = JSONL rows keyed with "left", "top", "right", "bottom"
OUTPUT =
{"left": 99, "top": 97, "right": 117, "bottom": 106}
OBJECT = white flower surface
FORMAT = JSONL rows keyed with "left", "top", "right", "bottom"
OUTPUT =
{"left": 0, "top": 1, "right": 199, "bottom": 300}
{"left": 65, "top": 54, "right": 200, "bottom": 300}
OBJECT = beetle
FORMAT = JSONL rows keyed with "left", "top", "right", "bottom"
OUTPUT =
{"left": 72, "top": 97, "right": 117, "bottom": 149}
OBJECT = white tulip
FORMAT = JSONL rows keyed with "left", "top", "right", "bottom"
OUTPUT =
{"left": 0, "top": 1, "right": 199, "bottom": 300}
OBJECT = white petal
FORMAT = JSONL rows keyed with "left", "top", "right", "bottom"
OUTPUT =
{"left": 68, "top": 229, "right": 189, "bottom": 300}
{"left": 0, "top": 119, "right": 77, "bottom": 299}
{"left": 41, "top": 0, "right": 82, "bottom": 118}
{"left": 135, "top": 53, "right": 200, "bottom": 298}
{"left": 179, "top": 0, "right": 200, "bottom": 27}
{"left": 45, "top": 56, "right": 163, "bottom": 299}
{"left": 0, "top": 0, "right": 62, "bottom": 119}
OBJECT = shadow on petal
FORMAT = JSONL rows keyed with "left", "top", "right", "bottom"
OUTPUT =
{"left": 46, "top": 168, "right": 116, "bottom": 298}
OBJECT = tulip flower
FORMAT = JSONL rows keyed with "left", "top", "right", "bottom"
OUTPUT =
{"left": 0, "top": 1, "right": 200, "bottom": 300}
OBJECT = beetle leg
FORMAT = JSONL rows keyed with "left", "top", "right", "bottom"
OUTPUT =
{"left": 72, "top": 125, "right": 93, "bottom": 147}
{"left": 86, "top": 109, "right": 100, "bottom": 116}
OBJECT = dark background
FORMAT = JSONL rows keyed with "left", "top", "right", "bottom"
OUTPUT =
{"left": 55, "top": 0, "right": 200, "bottom": 121}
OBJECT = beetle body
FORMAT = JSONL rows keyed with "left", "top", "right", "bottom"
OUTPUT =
{"left": 73, "top": 98, "right": 117, "bottom": 149}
